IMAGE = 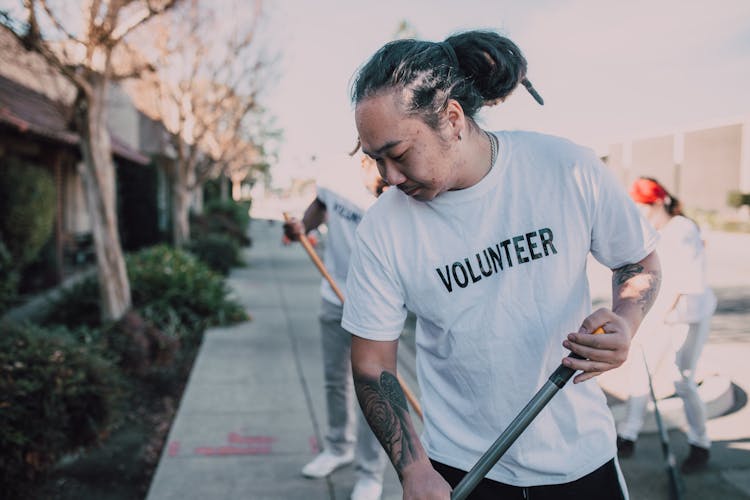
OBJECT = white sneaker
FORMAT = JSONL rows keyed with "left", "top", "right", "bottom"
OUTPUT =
{"left": 350, "top": 477, "right": 383, "bottom": 500}
{"left": 301, "top": 449, "right": 354, "bottom": 478}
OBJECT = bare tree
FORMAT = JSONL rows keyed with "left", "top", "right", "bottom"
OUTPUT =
{"left": 1, "top": 0, "right": 180, "bottom": 321}
{"left": 211, "top": 122, "right": 275, "bottom": 201}
{"left": 127, "top": 0, "right": 272, "bottom": 245}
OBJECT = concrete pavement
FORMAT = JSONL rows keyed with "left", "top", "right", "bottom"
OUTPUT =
{"left": 147, "top": 220, "right": 750, "bottom": 499}
{"left": 146, "top": 219, "right": 414, "bottom": 499}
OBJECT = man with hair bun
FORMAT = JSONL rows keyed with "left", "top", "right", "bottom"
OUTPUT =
{"left": 343, "top": 30, "right": 662, "bottom": 498}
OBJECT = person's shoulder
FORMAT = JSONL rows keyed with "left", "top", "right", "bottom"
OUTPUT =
{"left": 502, "top": 130, "right": 599, "bottom": 161}
{"left": 316, "top": 184, "right": 332, "bottom": 200}
{"left": 362, "top": 187, "right": 405, "bottom": 218}
{"left": 318, "top": 181, "right": 375, "bottom": 213}
{"left": 316, "top": 178, "right": 347, "bottom": 200}
{"left": 670, "top": 215, "right": 701, "bottom": 236}
{"left": 316, "top": 184, "right": 345, "bottom": 204}
{"left": 506, "top": 130, "right": 595, "bottom": 155}
{"left": 356, "top": 188, "right": 407, "bottom": 236}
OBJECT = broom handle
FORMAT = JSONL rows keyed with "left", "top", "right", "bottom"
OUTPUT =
{"left": 451, "top": 327, "right": 606, "bottom": 499}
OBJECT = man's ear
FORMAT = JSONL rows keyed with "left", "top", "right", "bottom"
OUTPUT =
{"left": 443, "top": 98, "right": 466, "bottom": 140}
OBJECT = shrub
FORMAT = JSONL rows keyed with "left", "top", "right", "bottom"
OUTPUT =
{"left": 192, "top": 199, "right": 252, "bottom": 247}
{"left": 0, "top": 322, "right": 121, "bottom": 495}
{"left": 101, "top": 310, "right": 179, "bottom": 376}
{"left": 0, "top": 157, "right": 56, "bottom": 267}
{"left": 43, "top": 276, "right": 102, "bottom": 329}
{"left": 727, "top": 190, "right": 750, "bottom": 208}
{"left": 127, "top": 245, "right": 247, "bottom": 347}
{"left": 0, "top": 239, "right": 19, "bottom": 315}
{"left": 17, "top": 237, "right": 60, "bottom": 294}
{"left": 187, "top": 233, "right": 240, "bottom": 275}
{"left": 204, "top": 199, "right": 250, "bottom": 229}
{"left": 43, "top": 246, "right": 247, "bottom": 351}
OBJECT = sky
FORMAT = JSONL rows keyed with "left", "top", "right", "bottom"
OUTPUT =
{"left": 2, "top": 0, "right": 748, "bottom": 188}
{"left": 259, "top": 0, "right": 750, "bottom": 187}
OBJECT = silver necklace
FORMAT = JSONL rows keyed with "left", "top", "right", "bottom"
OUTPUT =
{"left": 486, "top": 130, "right": 498, "bottom": 169}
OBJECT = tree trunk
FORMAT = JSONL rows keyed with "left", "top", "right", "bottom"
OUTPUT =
{"left": 172, "top": 182, "right": 192, "bottom": 247}
{"left": 172, "top": 158, "right": 197, "bottom": 247}
{"left": 231, "top": 179, "right": 242, "bottom": 201}
{"left": 220, "top": 176, "right": 230, "bottom": 200}
{"left": 75, "top": 78, "right": 132, "bottom": 321}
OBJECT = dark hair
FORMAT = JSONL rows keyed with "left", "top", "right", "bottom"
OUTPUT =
{"left": 640, "top": 176, "right": 684, "bottom": 216}
{"left": 351, "top": 30, "right": 528, "bottom": 129}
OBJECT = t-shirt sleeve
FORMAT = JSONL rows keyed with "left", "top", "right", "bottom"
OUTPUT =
{"left": 341, "top": 230, "right": 407, "bottom": 341}
{"left": 590, "top": 163, "right": 659, "bottom": 269}
{"left": 316, "top": 186, "right": 329, "bottom": 207}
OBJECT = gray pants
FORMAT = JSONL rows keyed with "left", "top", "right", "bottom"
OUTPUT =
{"left": 319, "top": 299, "right": 387, "bottom": 481}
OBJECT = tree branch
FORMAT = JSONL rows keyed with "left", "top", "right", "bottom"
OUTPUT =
{"left": 110, "top": 41, "right": 156, "bottom": 80}
{"left": 6, "top": 4, "right": 92, "bottom": 94}
{"left": 111, "top": 0, "right": 180, "bottom": 44}
{"left": 37, "top": 0, "right": 85, "bottom": 44}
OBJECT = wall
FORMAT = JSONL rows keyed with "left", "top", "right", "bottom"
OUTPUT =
{"left": 605, "top": 118, "right": 748, "bottom": 214}
{"left": 682, "top": 124, "right": 742, "bottom": 212}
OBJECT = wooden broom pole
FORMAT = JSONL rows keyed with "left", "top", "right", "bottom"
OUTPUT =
{"left": 283, "top": 213, "right": 424, "bottom": 421}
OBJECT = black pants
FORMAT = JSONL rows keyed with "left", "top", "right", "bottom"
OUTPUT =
{"left": 432, "top": 458, "right": 626, "bottom": 500}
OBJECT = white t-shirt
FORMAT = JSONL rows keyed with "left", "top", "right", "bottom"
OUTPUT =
{"left": 654, "top": 216, "right": 716, "bottom": 325}
{"left": 316, "top": 183, "right": 376, "bottom": 305}
{"left": 342, "top": 131, "right": 658, "bottom": 486}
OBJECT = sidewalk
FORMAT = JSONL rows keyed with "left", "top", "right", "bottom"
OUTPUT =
{"left": 146, "top": 220, "right": 411, "bottom": 499}
{"left": 147, "top": 220, "right": 750, "bottom": 499}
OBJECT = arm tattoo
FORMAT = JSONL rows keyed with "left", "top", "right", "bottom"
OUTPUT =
{"left": 613, "top": 263, "right": 643, "bottom": 285}
{"left": 354, "top": 371, "right": 420, "bottom": 480}
{"left": 613, "top": 263, "right": 662, "bottom": 314}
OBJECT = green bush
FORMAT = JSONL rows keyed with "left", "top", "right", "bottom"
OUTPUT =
{"left": 44, "top": 246, "right": 247, "bottom": 348}
{"left": 43, "top": 277, "right": 102, "bottom": 329}
{"left": 192, "top": 199, "right": 252, "bottom": 247}
{"left": 0, "top": 157, "right": 56, "bottom": 267}
{"left": 727, "top": 190, "right": 750, "bottom": 208}
{"left": 0, "top": 322, "right": 121, "bottom": 495}
{"left": 0, "top": 239, "right": 19, "bottom": 315}
{"left": 187, "top": 233, "right": 240, "bottom": 275}
{"left": 201, "top": 177, "right": 227, "bottom": 204}
{"left": 128, "top": 245, "right": 247, "bottom": 347}
{"left": 99, "top": 310, "right": 179, "bottom": 378}
{"left": 204, "top": 199, "right": 251, "bottom": 229}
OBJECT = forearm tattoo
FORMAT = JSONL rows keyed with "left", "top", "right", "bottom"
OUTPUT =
{"left": 613, "top": 263, "right": 662, "bottom": 314}
{"left": 354, "top": 371, "right": 420, "bottom": 480}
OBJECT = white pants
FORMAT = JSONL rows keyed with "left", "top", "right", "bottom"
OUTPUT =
{"left": 319, "top": 299, "right": 387, "bottom": 481}
{"left": 618, "top": 317, "right": 712, "bottom": 449}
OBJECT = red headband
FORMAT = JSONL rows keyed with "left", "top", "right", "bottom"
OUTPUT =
{"left": 630, "top": 178, "right": 667, "bottom": 204}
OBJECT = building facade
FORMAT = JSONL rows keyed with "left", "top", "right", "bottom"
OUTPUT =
{"left": 604, "top": 117, "right": 750, "bottom": 215}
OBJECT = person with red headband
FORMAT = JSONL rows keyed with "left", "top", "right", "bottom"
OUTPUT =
{"left": 618, "top": 176, "right": 717, "bottom": 474}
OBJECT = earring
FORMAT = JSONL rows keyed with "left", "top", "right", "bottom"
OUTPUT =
{"left": 458, "top": 133, "right": 462, "bottom": 141}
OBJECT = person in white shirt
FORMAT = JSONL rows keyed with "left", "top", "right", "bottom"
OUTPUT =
{"left": 617, "top": 177, "right": 716, "bottom": 474}
{"left": 342, "top": 30, "right": 662, "bottom": 499}
{"left": 284, "top": 155, "right": 388, "bottom": 500}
